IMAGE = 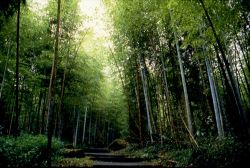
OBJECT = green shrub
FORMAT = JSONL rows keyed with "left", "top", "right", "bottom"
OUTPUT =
{"left": 0, "top": 134, "right": 63, "bottom": 167}
{"left": 190, "top": 136, "right": 250, "bottom": 167}
{"left": 119, "top": 143, "right": 162, "bottom": 160}
{"left": 158, "top": 136, "right": 250, "bottom": 167}
{"left": 160, "top": 148, "right": 194, "bottom": 167}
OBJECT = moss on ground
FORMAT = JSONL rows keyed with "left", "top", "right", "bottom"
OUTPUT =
{"left": 53, "top": 157, "right": 93, "bottom": 167}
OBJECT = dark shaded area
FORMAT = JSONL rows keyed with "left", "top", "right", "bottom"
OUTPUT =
{"left": 190, "top": 138, "right": 250, "bottom": 167}
{"left": 62, "top": 147, "right": 162, "bottom": 168}
{"left": 0, "top": 0, "right": 26, "bottom": 30}
{"left": 108, "top": 139, "right": 128, "bottom": 151}
{"left": 63, "top": 149, "right": 86, "bottom": 158}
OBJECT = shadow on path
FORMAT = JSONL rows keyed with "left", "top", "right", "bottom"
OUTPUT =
{"left": 66, "top": 147, "right": 162, "bottom": 167}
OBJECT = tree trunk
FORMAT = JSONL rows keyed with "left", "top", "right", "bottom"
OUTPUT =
{"left": 41, "top": 88, "right": 47, "bottom": 134}
{"left": 82, "top": 107, "right": 87, "bottom": 144}
{"left": 206, "top": 59, "right": 224, "bottom": 137}
{"left": 199, "top": 0, "right": 249, "bottom": 134}
{"left": 14, "top": 0, "right": 21, "bottom": 137}
{"left": 234, "top": 65, "right": 249, "bottom": 109}
{"left": 8, "top": 105, "right": 14, "bottom": 135}
{"left": 36, "top": 90, "right": 43, "bottom": 134}
{"left": 138, "top": 54, "right": 153, "bottom": 143}
{"left": 135, "top": 63, "right": 143, "bottom": 145}
{"left": 56, "top": 69, "right": 66, "bottom": 138}
{"left": 73, "top": 107, "right": 80, "bottom": 148}
{"left": 47, "top": 0, "right": 61, "bottom": 165}
{"left": 172, "top": 22, "right": 194, "bottom": 137}
{"left": 106, "top": 120, "right": 110, "bottom": 146}
{"left": 160, "top": 47, "right": 174, "bottom": 136}
{"left": 233, "top": 40, "right": 250, "bottom": 97}
{"left": 88, "top": 111, "right": 92, "bottom": 145}
{"left": 0, "top": 41, "right": 11, "bottom": 100}
{"left": 93, "top": 118, "right": 97, "bottom": 145}
{"left": 234, "top": 30, "right": 250, "bottom": 73}
{"left": 214, "top": 45, "right": 243, "bottom": 134}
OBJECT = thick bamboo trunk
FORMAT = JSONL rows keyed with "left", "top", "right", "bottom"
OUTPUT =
{"left": 206, "top": 59, "right": 224, "bottom": 137}
{"left": 200, "top": 0, "right": 249, "bottom": 134}
{"left": 138, "top": 54, "right": 153, "bottom": 143}
{"left": 172, "top": 24, "right": 194, "bottom": 137}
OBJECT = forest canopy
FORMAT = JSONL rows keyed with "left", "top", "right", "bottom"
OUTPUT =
{"left": 0, "top": 0, "right": 249, "bottom": 167}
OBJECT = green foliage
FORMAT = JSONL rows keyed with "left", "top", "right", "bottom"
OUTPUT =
{"left": 118, "top": 143, "right": 162, "bottom": 160}
{"left": 0, "top": 1, "right": 249, "bottom": 166}
{"left": 161, "top": 148, "right": 193, "bottom": 167}
{"left": 117, "top": 137, "right": 250, "bottom": 167}
{"left": 191, "top": 137, "right": 250, "bottom": 167}
{"left": 0, "top": 134, "right": 63, "bottom": 167}
{"left": 158, "top": 137, "right": 250, "bottom": 167}
{"left": 53, "top": 157, "right": 93, "bottom": 167}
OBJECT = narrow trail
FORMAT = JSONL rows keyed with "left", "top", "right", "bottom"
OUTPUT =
{"left": 84, "top": 148, "right": 162, "bottom": 167}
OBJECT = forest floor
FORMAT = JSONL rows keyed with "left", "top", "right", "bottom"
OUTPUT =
{"left": 54, "top": 147, "right": 162, "bottom": 167}
{"left": 53, "top": 136, "right": 250, "bottom": 167}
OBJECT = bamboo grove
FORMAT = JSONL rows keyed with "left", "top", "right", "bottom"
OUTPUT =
{"left": 0, "top": 0, "right": 250, "bottom": 153}
{"left": 105, "top": 0, "right": 250, "bottom": 146}
{"left": 0, "top": 0, "right": 128, "bottom": 149}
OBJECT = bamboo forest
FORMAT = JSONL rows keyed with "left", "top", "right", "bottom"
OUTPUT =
{"left": 0, "top": 0, "right": 250, "bottom": 167}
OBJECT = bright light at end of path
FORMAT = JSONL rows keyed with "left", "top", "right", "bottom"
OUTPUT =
{"left": 30, "top": 0, "right": 113, "bottom": 49}
{"left": 79, "top": 0, "right": 111, "bottom": 39}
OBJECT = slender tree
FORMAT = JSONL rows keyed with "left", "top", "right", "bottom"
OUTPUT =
{"left": 0, "top": 41, "right": 11, "bottom": 100}
{"left": 46, "top": 0, "right": 61, "bottom": 165}
{"left": 82, "top": 106, "right": 88, "bottom": 144}
{"left": 13, "top": 0, "right": 21, "bottom": 137}
{"left": 138, "top": 54, "right": 153, "bottom": 143}
{"left": 172, "top": 20, "right": 194, "bottom": 138}
{"left": 73, "top": 107, "right": 80, "bottom": 148}
{"left": 199, "top": 0, "right": 249, "bottom": 135}
{"left": 206, "top": 59, "right": 224, "bottom": 137}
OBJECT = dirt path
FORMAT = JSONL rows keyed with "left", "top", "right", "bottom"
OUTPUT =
{"left": 85, "top": 148, "right": 162, "bottom": 167}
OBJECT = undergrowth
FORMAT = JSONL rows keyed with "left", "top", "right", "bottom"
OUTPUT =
{"left": 53, "top": 157, "right": 93, "bottom": 167}
{"left": 117, "top": 136, "right": 250, "bottom": 167}
{"left": 0, "top": 133, "right": 63, "bottom": 167}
